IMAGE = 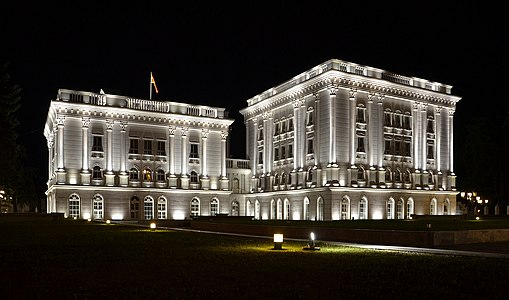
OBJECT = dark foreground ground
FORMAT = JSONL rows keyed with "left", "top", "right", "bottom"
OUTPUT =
{"left": 2, "top": 218, "right": 509, "bottom": 299}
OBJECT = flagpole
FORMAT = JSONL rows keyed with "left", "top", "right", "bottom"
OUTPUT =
{"left": 149, "top": 71, "right": 153, "bottom": 100}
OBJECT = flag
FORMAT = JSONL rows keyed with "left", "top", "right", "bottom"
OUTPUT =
{"left": 151, "top": 72, "right": 159, "bottom": 94}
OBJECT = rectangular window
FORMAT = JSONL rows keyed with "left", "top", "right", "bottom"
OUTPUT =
{"left": 394, "top": 140, "right": 401, "bottom": 155}
{"left": 157, "top": 141, "right": 166, "bottom": 156}
{"left": 258, "top": 151, "right": 263, "bottom": 164}
{"left": 281, "top": 146, "right": 286, "bottom": 159}
{"left": 190, "top": 143, "right": 199, "bottom": 158}
{"left": 288, "top": 119, "right": 294, "bottom": 131}
{"left": 404, "top": 141, "right": 411, "bottom": 156}
{"left": 357, "top": 137, "right": 365, "bottom": 153}
{"left": 384, "top": 139, "right": 392, "bottom": 154}
{"left": 288, "top": 144, "right": 293, "bottom": 158}
{"left": 274, "top": 148, "right": 279, "bottom": 160}
{"left": 307, "top": 139, "right": 314, "bottom": 154}
{"left": 92, "top": 136, "right": 103, "bottom": 151}
{"left": 427, "top": 145, "right": 434, "bottom": 159}
{"left": 129, "top": 139, "right": 139, "bottom": 154}
{"left": 144, "top": 140, "right": 152, "bottom": 154}
{"left": 274, "top": 123, "right": 280, "bottom": 135}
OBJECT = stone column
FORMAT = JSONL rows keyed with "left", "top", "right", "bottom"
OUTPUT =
{"left": 349, "top": 88, "right": 357, "bottom": 167}
{"left": 168, "top": 126, "right": 177, "bottom": 188}
{"left": 119, "top": 121, "right": 129, "bottom": 186}
{"left": 47, "top": 137, "right": 54, "bottom": 180}
{"left": 435, "top": 106, "right": 442, "bottom": 174}
{"left": 292, "top": 100, "right": 300, "bottom": 172}
{"left": 412, "top": 102, "right": 420, "bottom": 170}
{"left": 56, "top": 115, "right": 65, "bottom": 172}
{"left": 105, "top": 119, "right": 115, "bottom": 186}
{"left": 313, "top": 92, "right": 321, "bottom": 168}
{"left": 328, "top": 87, "right": 337, "bottom": 167}
{"left": 367, "top": 93, "right": 374, "bottom": 169}
{"left": 80, "top": 117, "right": 91, "bottom": 185}
{"left": 56, "top": 115, "right": 66, "bottom": 184}
{"left": 448, "top": 108, "right": 456, "bottom": 190}
{"left": 377, "top": 95, "right": 384, "bottom": 185}
{"left": 421, "top": 104, "right": 428, "bottom": 172}
{"left": 251, "top": 117, "right": 258, "bottom": 192}
{"left": 200, "top": 129, "right": 210, "bottom": 189}
{"left": 81, "top": 117, "right": 90, "bottom": 173}
{"left": 180, "top": 127, "right": 189, "bottom": 189}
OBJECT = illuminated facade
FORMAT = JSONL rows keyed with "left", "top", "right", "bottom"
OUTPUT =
{"left": 240, "top": 59, "right": 460, "bottom": 220}
{"left": 44, "top": 58, "right": 460, "bottom": 221}
{"left": 44, "top": 89, "right": 251, "bottom": 220}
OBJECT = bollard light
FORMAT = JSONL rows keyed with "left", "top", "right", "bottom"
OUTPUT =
{"left": 150, "top": 222, "right": 157, "bottom": 230}
{"left": 106, "top": 219, "right": 111, "bottom": 224}
{"left": 273, "top": 233, "right": 283, "bottom": 250}
{"left": 303, "top": 232, "right": 320, "bottom": 251}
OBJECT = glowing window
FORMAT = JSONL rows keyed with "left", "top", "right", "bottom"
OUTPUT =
{"left": 92, "top": 194, "right": 103, "bottom": 219}
{"left": 68, "top": 193, "right": 80, "bottom": 219}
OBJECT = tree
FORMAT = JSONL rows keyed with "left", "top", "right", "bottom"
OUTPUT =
{"left": 0, "top": 62, "right": 37, "bottom": 212}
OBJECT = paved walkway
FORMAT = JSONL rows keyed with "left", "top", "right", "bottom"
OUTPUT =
{"left": 161, "top": 225, "right": 509, "bottom": 259}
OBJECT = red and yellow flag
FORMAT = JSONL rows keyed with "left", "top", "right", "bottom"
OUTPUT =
{"left": 151, "top": 72, "right": 159, "bottom": 94}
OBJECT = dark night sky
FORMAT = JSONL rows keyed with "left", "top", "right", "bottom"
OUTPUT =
{"left": 1, "top": 2, "right": 507, "bottom": 196}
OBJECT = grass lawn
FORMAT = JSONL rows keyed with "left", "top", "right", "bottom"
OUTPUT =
{"left": 2, "top": 219, "right": 509, "bottom": 299}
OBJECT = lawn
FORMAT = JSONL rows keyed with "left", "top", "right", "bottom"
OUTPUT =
{"left": 2, "top": 219, "right": 509, "bottom": 299}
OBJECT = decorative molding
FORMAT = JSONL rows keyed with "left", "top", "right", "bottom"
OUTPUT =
{"left": 56, "top": 115, "right": 65, "bottom": 126}
{"left": 202, "top": 128, "right": 209, "bottom": 138}
{"left": 81, "top": 117, "right": 90, "bottom": 128}
{"left": 106, "top": 119, "right": 114, "bottom": 130}
{"left": 168, "top": 125, "right": 175, "bottom": 136}
{"left": 120, "top": 121, "right": 128, "bottom": 131}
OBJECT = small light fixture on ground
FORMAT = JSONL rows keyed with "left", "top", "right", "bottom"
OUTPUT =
{"left": 106, "top": 220, "right": 111, "bottom": 224}
{"left": 303, "top": 232, "right": 320, "bottom": 251}
{"left": 150, "top": 222, "right": 157, "bottom": 230}
{"left": 273, "top": 233, "right": 283, "bottom": 250}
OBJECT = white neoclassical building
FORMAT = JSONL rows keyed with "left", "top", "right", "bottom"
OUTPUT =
{"left": 239, "top": 59, "right": 460, "bottom": 221}
{"left": 44, "top": 58, "right": 460, "bottom": 221}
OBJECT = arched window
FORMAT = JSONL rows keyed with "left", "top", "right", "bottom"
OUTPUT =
{"left": 404, "top": 169, "right": 411, "bottom": 184}
{"left": 275, "top": 174, "right": 280, "bottom": 186}
{"left": 157, "top": 197, "right": 167, "bottom": 219}
{"left": 357, "top": 166, "right": 365, "bottom": 181}
{"left": 284, "top": 199, "right": 290, "bottom": 220}
{"left": 130, "top": 196, "right": 140, "bottom": 219}
{"left": 359, "top": 197, "right": 368, "bottom": 220}
{"left": 143, "top": 167, "right": 152, "bottom": 181}
{"left": 144, "top": 196, "right": 154, "bottom": 220}
{"left": 341, "top": 196, "right": 350, "bottom": 220}
{"left": 68, "top": 193, "right": 80, "bottom": 219}
{"left": 92, "top": 166, "right": 102, "bottom": 180}
{"left": 254, "top": 200, "right": 260, "bottom": 220}
{"left": 444, "top": 198, "right": 450, "bottom": 215}
{"left": 307, "top": 168, "right": 313, "bottom": 182}
{"left": 191, "top": 198, "right": 200, "bottom": 217}
{"left": 129, "top": 167, "right": 139, "bottom": 180}
{"left": 277, "top": 199, "right": 282, "bottom": 220}
{"left": 156, "top": 169, "right": 165, "bottom": 181}
{"left": 246, "top": 200, "right": 252, "bottom": 217}
{"left": 303, "top": 198, "right": 310, "bottom": 220}
{"left": 394, "top": 168, "right": 402, "bottom": 182}
{"left": 232, "top": 178, "right": 240, "bottom": 193}
{"left": 210, "top": 198, "right": 219, "bottom": 216}
{"left": 430, "top": 198, "right": 437, "bottom": 215}
{"left": 397, "top": 198, "right": 404, "bottom": 219}
{"left": 190, "top": 171, "right": 199, "bottom": 184}
{"left": 317, "top": 197, "right": 324, "bottom": 221}
{"left": 406, "top": 198, "right": 414, "bottom": 219}
{"left": 386, "top": 198, "right": 395, "bottom": 219}
{"left": 92, "top": 194, "right": 103, "bottom": 219}
{"left": 231, "top": 201, "right": 239, "bottom": 216}
{"left": 385, "top": 168, "right": 392, "bottom": 182}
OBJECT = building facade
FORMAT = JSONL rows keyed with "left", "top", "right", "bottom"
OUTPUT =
{"left": 239, "top": 59, "right": 460, "bottom": 221}
{"left": 45, "top": 58, "right": 460, "bottom": 221}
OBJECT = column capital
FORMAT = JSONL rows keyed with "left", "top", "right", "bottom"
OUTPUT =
{"left": 377, "top": 93, "right": 385, "bottom": 104}
{"left": 435, "top": 106, "right": 442, "bottom": 115}
{"left": 168, "top": 125, "right": 176, "bottom": 136}
{"left": 201, "top": 128, "right": 209, "bottom": 139}
{"left": 81, "top": 117, "right": 90, "bottom": 128}
{"left": 181, "top": 127, "right": 188, "bottom": 137}
{"left": 262, "top": 111, "right": 272, "bottom": 120}
{"left": 221, "top": 130, "right": 228, "bottom": 140}
{"left": 448, "top": 108, "right": 456, "bottom": 116}
{"left": 106, "top": 119, "right": 114, "bottom": 131}
{"left": 368, "top": 92, "right": 375, "bottom": 103}
{"left": 56, "top": 115, "right": 65, "bottom": 126}
{"left": 349, "top": 88, "right": 357, "bottom": 99}
{"left": 313, "top": 92, "right": 320, "bottom": 101}
{"left": 120, "top": 121, "right": 128, "bottom": 131}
